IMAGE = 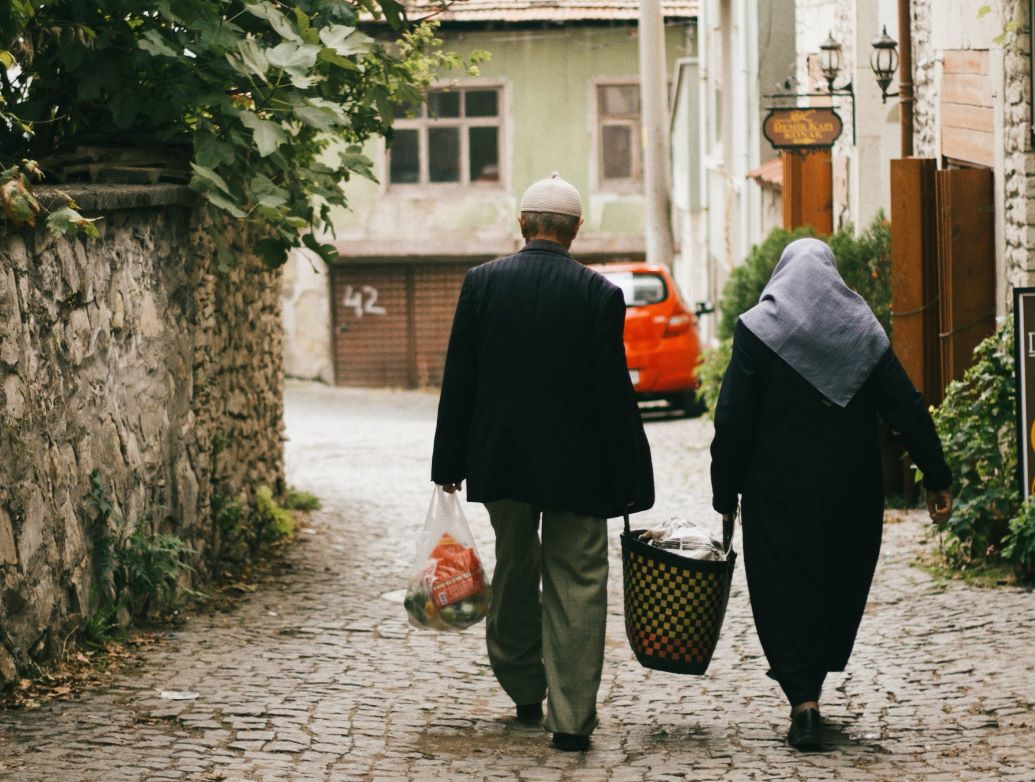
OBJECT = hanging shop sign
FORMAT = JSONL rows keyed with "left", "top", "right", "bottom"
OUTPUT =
{"left": 762, "top": 107, "right": 844, "bottom": 150}
{"left": 1015, "top": 287, "right": 1035, "bottom": 499}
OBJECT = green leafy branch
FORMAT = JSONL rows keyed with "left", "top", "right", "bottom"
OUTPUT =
{"left": 1, "top": 1, "right": 488, "bottom": 264}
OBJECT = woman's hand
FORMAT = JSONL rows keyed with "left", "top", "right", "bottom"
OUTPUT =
{"left": 438, "top": 482, "right": 463, "bottom": 494}
{"left": 926, "top": 488, "right": 952, "bottom": 523}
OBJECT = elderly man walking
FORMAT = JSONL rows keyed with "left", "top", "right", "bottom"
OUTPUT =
{"left": 432, "top": 173, "right": 654, "bottom": 752}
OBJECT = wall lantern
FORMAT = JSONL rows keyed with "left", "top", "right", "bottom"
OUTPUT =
{"left": 819, "top": 34, "right": 844, "bottom": 93}
{"left": 870, "top": 26, "right": 900, "bottom": 103}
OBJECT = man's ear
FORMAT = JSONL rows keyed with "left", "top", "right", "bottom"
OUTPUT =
{"left": 570, "top": 217, "right": 584, "bottom": 241}
{"left": 518, "top": 214, "right": 527, "bottom": 237}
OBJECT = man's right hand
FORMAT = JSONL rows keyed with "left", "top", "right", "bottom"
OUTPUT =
{"left": 439, "top": 482, "right": 463, "bottom": 494}
{"left": 926, "top": 488, "right": 952, "bottom": 523}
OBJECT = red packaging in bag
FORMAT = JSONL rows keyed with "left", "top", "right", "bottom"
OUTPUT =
{"left": 429, "top": 535, "right": 484, "bottom": 606}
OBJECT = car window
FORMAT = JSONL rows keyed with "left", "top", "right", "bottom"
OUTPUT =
{"left": 599, "top": 271, "right": 668, "bottom": 306}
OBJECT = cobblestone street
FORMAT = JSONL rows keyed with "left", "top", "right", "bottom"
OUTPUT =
{"left": 2, "top": 380, "right": 1033, "bottom": 781}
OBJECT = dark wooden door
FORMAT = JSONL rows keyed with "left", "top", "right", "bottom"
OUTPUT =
{"left": 782, "top": 150, "right": 833, "bottom": 234}
{"left": 936, "top": 167, "right": 996, "bottom": 388}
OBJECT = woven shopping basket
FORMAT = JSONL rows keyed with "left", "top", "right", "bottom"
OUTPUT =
{"left": 620, "top": 514, "right": 736, "bottom": 675}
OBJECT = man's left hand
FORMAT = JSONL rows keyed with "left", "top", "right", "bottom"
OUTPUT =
{"left": 439, "top": 482, "right": 463, "bottom": 494}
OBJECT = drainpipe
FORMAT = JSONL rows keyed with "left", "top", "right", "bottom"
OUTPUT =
{"left": 898, "top": 0, "right": 914, "bottom": 157}
{"left": 639, "top": 0, "right": 676, "bottom": 267}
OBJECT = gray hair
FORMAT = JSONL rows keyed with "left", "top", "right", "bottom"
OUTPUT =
{"left": 521, "top": 211, "right": 580, "bottom": 240}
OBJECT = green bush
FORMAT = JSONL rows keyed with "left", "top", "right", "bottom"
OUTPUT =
{"left": 284, "top": 487, "right": 321, "bottom": 511}
{"left": 698, "top": 215, "right": 892, "bottom": 416}
{"left": 930, "top": 325, "right": 1019, "bottom": 565}
{"left": 255, "top": 485, "right": 296, "bottom": 541}
{"left": 1004, "top": 499, "right": 1035, "bottom": 580}
{"left": 716, "top": 226, "right": 814, "bottom": 341}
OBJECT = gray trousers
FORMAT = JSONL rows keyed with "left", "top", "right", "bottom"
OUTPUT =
{"left": 484, "top": 500, "right": 608, "bottom": 737}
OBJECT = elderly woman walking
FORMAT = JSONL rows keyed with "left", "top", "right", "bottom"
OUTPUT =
{"left": 710, "top": 238, "right": 953, "bottom": 750}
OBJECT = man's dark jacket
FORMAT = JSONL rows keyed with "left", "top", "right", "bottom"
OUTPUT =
{"left": 431, "top": 239, "right": 654, "bottom": 519}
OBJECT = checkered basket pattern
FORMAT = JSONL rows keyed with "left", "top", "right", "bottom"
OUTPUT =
{"left": 620, "top": 516, "right": 736, "bottom": 675}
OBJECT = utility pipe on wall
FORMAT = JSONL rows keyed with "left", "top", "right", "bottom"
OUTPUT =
{"left": 639, "top": 0, "right": 676, "bottom": 266}
{"left": 897, "top": 0, "right": 914, "bottom": 157}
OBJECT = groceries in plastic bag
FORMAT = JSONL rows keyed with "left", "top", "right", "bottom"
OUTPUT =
{"left": 637, "top": 518, "right": 727, "bottom": 561}
{"left": 404, "top": 488, "right": 491, "bottom": 631}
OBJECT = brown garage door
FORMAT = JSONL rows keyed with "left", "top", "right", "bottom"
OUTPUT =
{"left": 331, "top": 263, "right": 471, "bottom": 388}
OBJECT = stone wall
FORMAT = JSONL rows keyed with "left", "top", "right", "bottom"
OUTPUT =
{"left": 911, "top": 0, "right": 938, "bottom": 158}
{"left": 1000, "top": 0, "right": 1035, "bottom": 295}
{"left": 0, "top": 185, "right": 284, "bottom": 682}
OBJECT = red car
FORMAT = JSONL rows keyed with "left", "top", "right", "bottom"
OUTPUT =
{"left": 591, "top": 262, "right": 703, "bottom": 416}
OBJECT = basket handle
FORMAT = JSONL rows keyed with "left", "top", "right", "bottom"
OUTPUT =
{"left": 625, "top": 512, "right": 735, "bottom": 553}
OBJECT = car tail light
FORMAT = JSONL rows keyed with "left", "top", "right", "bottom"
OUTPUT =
{"left": 663, "top": 312, "right": 692, "bottom": 337}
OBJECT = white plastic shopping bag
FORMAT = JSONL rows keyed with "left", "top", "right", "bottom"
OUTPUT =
{"left": 404, "top": 487, "right": 491, "bottom": 631}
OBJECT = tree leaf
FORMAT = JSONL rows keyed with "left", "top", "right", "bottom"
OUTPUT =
{"left": 292, "top": 104, "right": 338, "bottom": 131}
{"left": 234, "top": 36, "right": 269, "bottom": 81}
{"left": 265, "top": 7, "right": 301, "bottom": 42}
{"left": 977, "top": 5, "right": 992, "bottom": 18}
{"left": 0, "top": 49, "right": 16, "bottom": 69}
{"left": 195, "top": 135, "right": 236, "bottom": 169}
{"left": 0, "top": 176, "right": 41, "bottom": 227}
{"left": 253, "top": 236, "right": 289, "bottom": 267}
{"left": 238, "top": 111, "right": 287, "bottom": 157}
{"left": 137, "top": 29, "right": 180, "bottom": 59}
{"left": 302, "top": 232, "right": 338, "bottom": 264}
{"left": 204, "top": 190, "right": 248, "bottom": 218}
{"left": 266, "top": 41, "right": 319, "bottom": 71}
{"left": 46, "top": 205, "right": 102, "bottom": 238}
{"left": 189, "top": 162, "right": 232, "bottom": 195}
{"left": 319, "top": 25, "right": 372, "bottom": 57}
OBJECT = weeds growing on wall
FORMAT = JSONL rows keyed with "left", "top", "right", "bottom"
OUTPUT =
{"left": 697, "top": 215, "right": 892, "bottom": 415}
{"left": 284, "top": 487, "right": 321, "bottom": 512}
{"left": 83, "top": 470, "right": 195, "bottom": 643}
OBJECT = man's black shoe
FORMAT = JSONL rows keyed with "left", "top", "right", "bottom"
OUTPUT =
{"left": 786, "top": 708, "right": 823, "bottom": 751}
{"left": 515, "top": 703, "right": 543, "bottom": 722}
{"left": 551, "top": 732, "right": 589, "bottom": 752}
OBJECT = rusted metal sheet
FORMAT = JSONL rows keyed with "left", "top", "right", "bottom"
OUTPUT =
{"left": 936, "top": 167, "right": 996, "bottom": 389}
{"left": 331, "top": 266, "right": 411, "bottom": 387}
{"left": 890, "top": 158, "right": 941, "bottom": 404}
{"left": 331, "top": 262, "right": 473, "bottom": 388}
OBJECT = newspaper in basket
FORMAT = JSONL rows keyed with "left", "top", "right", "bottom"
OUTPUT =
{"left": 620, "top": 514, "right": 736, "bottom": 675}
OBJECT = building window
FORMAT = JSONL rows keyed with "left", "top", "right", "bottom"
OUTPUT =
{"left": 597, "top": 83, "right": 642, "bottom": 188}
{"left": 388, "top": 86, "right": 502, "bottom": 186}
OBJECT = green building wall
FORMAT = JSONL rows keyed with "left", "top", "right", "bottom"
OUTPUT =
{"left": 332, "top": 23, "right": 693, "bottom": 260}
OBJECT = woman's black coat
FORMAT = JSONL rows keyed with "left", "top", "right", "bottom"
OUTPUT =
{"left": 432, "top": 239, "right": 654, "bottom": 519}
{"left": 711, "top": 321, "right": 951, "bottom": 678}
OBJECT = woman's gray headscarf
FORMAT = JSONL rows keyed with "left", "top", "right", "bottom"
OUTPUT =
{"left": 739, "top": 237, "right": 889, "bottom": 407}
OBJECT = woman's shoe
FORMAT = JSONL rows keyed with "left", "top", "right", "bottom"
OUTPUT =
{"left": 551, "top": 732, "right": 589, "bottom": 752}
{"left": 786, "top": 708, "right": 823, "bottom": 751}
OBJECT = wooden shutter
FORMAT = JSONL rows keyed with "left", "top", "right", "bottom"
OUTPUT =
{"left": 936, "top": 167, "right": 996, "bottom": 388}
{"left": 940, "top": 50, "right": 994, "bottom": 168}
{"left": 890, "top": 158, "right": 941, "bottom": 403}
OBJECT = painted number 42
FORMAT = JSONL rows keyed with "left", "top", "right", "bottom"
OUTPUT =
{"left": 342, "top": 285, "right": 386, "bottom": 318}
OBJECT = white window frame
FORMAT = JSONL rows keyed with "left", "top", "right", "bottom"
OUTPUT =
{"left": 385, "top": 80, "right": 508, "bottom": 192}
{"left": 592, "top": 77, "right": 644, "bottom": 193}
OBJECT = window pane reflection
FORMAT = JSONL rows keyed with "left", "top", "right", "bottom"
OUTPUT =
{"left": 429, "top": 127, "right": 460, "bottom": 182}
{"left": 469, "top": 127, "right": 500, "bottom": 182}
{"left": 389, "top": 129, "right": 419, "bottom": 184}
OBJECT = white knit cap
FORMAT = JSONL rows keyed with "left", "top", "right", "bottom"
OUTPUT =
{"left": 520, "top": 172, "right": 582, "bottom": 218}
